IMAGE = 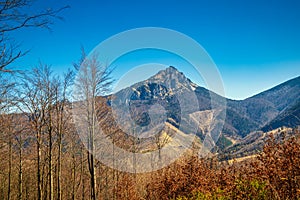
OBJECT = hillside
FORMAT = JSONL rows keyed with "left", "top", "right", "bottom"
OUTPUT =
{"left": 110, "top": 67, "right": 300, "bottom": 146}
{"left": 220, "top": 127, "right": 298, "bottom": 160}
{"left": 262, "top": 100, "right": 300, "bottom": 131}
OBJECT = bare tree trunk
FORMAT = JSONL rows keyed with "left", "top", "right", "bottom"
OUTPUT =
{"left": 7, "top": 134, "right": 12, "bottom": 200}
{"left": 37, "top": 127, "right": 42, "bottom": 200}
{"left": 112, "top": 142, "right": 115, "bottom": 200}
{"left": 18, "top": 132, "right": 23, "bottom": 200}
{"left": 81, "top": 147, "right": 85, "bottom": 200}
{"left": 56, "top": 70, "right": 73, "bottom": 200}
{"left": 56, "top": 95, "right": 61, "bottom": 200}
{"left": 48, "top": 112, "right": 54, "bottom": 200}
{"left": 91, "top": 101, "right": 97, "bottom": 200}
{"left": 88, "top": 151, "right": 96, "bottom": 200}
{"left": 82, "top": 174, "right": 85, "bottom": 200}
{"left": 57, "top": 131, "right": 62, "bottom": 200}
{"left": 72, "top": 153, "right": 76, "bottom": 200}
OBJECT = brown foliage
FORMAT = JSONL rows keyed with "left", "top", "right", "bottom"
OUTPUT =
{"left": 145, "top": 130, "right": 300, "bottom": 200}
{"left": 1, "top": 107, "right": 299, "bottom": 200}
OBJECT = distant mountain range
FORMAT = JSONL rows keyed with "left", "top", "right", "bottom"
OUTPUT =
{"left": 262, "top": 99, "right": 300, "bottom": 132}
{"left": 110, "top": 66, "right": 300, "bottom": 153}
{"left": 225, "top": 74, "right": 300, "bottom": 137}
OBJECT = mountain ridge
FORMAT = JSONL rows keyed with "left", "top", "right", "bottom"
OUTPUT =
{"left": 110, "top": 66, "right": 299, "bottom": 146}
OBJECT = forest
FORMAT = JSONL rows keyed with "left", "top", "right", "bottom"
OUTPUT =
{"left": 1, "top": 98, "right": 300, "bottom": 200}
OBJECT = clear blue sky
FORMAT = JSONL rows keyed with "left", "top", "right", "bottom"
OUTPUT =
{"left": 11, "top": 0, "right": 300, "bottom": 100}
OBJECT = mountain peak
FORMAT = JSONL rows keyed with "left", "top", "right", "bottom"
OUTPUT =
{"left": 151, "top": 66, "right": 185, "bottom": 80}
{"left": 148, "top": 66, "right": 195, "bottom": 91}
{"left": 166, "top": 65, "right": 178, "bottom": 71}
{"left": 154, "top": 66, "right": 180, "bottom": 76}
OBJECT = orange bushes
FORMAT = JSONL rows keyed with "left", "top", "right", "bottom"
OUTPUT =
{"left": 0, "top": 123, "right": 299, "bottom": 199}
{"left": 145, "top": 130, "right": 300, "bottom": 200}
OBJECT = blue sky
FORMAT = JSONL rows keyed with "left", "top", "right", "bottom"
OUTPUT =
{"left": 11, "top": 0, "right": 300, "bottom": 100}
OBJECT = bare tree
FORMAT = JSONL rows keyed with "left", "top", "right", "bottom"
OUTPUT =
{"left": 53, "top": 69, "right": 73, "bottom": 200}
{"left": 0, "top": 72, "right": 15, "bottom": 112}
{"left": 16, "top": 118, "right": 24, "bottom": 200}
{"left": 0, "top": 0, "right": 69, "bottom": 72}
{"left": 155, "top": 128, "right": 171, "bottom": 164}
{"left": 73, "top": 50, "right": 113, "bottom": 200}
{"left": 6, "top": 115, "right": 13, "bottom": 200}
{"left": 18, "top": 64, "right": 55, "bottom": 200}
{"left": 11, "top": 113, "right": 29, "bottom": 200}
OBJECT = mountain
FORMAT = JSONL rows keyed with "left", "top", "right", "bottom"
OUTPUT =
{"left": 109, "top": 66, "right": 300, "bottom": 152}
{"left": 219, "top": 127, "right": 297, "bottom": 160}
{"left": 262, "top": 100, "right": 300, "bottom": 131}
{"left": 229, "top": 76, "right": 300, "bottom": 125}
{"left": 110, "top": 66, "right": 209, "bottom": 138}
